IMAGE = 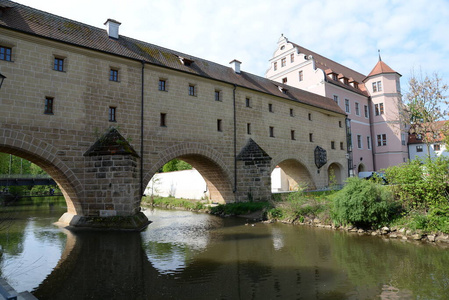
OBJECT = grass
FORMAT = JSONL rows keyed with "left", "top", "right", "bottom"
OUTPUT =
{"left": 142, "top": 196, "right": 206, "bottom": 211}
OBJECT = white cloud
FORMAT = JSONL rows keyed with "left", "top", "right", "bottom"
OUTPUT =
{"left": 13, "top": 0, "right": 449, "bottom": 92}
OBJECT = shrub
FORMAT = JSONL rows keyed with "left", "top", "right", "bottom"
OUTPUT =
{"left": 385, "top": 157, "right": 449, "bottom": 210}
{"left": 332, "top": 177, "right": 397, "bottom": 229}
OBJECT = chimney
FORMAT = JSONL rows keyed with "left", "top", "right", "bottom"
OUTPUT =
{"left": 229, "top": 59, "right": 242, "bottom": 74}
{"left": 104, "top": 19, "right": 121, "bottom": 39}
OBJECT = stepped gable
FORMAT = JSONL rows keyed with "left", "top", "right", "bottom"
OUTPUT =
{"left": 84, "top": 128, "right": 139, "bottom": 157}
{"left": 0, "top": 0, "right": 345, "bottom": 116}
{"left": 237, "top": 138, "right": 271, "bottom": 162}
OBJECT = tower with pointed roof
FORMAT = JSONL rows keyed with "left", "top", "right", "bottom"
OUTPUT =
{"left": 364, "top": 57, "right": 408, "bottom": 170}
{"left": 266, "top": 35, "right": 407, "bottom": 174}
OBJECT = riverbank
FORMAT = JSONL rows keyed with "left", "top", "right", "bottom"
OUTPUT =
{"left": 142, "top": 193, "right": 449, "bottom": 247}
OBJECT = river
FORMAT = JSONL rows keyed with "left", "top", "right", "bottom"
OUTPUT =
{"left": 0, "top": 197, "right": 448, "bottom": 299}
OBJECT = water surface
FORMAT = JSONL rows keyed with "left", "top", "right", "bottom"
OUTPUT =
{"left": 0, "top": 199, "right": 448, "bottom": 299}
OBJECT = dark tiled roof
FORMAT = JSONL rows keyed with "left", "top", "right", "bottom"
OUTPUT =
{"left": 0, "top": 0, "right": 345, "bottom": 115}
{"left": 291, "top": 42, "right": 369, "bottom": 96}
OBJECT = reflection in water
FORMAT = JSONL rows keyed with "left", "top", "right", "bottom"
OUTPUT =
{"left": 1, "top": 201, "right": 449, "bottom": 299}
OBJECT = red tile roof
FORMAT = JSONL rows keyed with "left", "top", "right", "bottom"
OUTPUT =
{"left": 408, "top": 121, "right": 448, "bottom": 144}
{"left": 291, "top": 42, "right": 369, "bottom": 96}
{"left": 365, "top": 60, "right": 400, "bottom": 79}
{"left": 0, "top": 0, "right": 346, "bottom": 116}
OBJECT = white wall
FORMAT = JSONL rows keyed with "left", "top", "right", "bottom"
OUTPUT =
{"left": 145, "top": 167, "right": 288, "bottom": 200}
{"left": 408, "top": 143, "right": 448, "bottom": 160}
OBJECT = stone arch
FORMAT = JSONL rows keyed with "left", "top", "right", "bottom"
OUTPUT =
{"left": 328, "top": 162, "right": 343, "bottom": 186}
{"left": 0, "top": 128, "right": 82, "bottom": 214}
{"left": 144, "top": 143, "right": 234, "bottom": 203}
{"left": 270, "top": 156, "right": 316, "bottom": 191}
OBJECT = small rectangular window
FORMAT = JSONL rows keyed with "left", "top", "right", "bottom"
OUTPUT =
{"left": 340, "top": 142, "right": 344, "bottom": 150}
{"left": 298, "top": 70, "right": 303, "bottom": 82}
{"left": 44, "top": 97, "right": 54, "bottom": 114}
{"left": 217, "top": 119, "right": 222, "bottom": 132}
{"left": 159, "top": 79, "right": 166, "bottom": 91}
{"left": 247, "top": 123, "right": 251, "bottom": 135}
{"left": 309, "top": 133, "right": 313, "bottom": 142}
{"left": 331, "top": 141, "right": 335, "bottom": 149}
{"left": 379, "top": 103, "right": 384, "bottom": 114}
{"left": 0, "top": 46, "right": 12, "bottom": 61}
{"left": 290, "top": 53, "right": 294, "bottom": 63}
{"left": 273, "top": 62, "right": 277, "bottom": 71}
{"left": 372, "top": 82, "right": 377, "bottom": 92}
{"left": 282, "top": 77, "right": 287, "bottom": 84}
{"left": 54, "top": 57, "right": 64, "bottom": 72}
{"left": 377, "top": 134, "right": 387, "bottom": 146}
{"left": 355, "top": 102, "right": 360, "bottom": 116}
{"left": 367, "top": 136, "right": 371, "bottom": 149}
{"left": 269, "top": 126, "right": 274, "bottom": 137}
{"left": 377, "top": 81, "right": 382, "bottom": 92}
{"left": 308, "top": 113, "right": 312, "bottom": 121}
{"left": 281, "top": 57, "right": 286, "bottom": 67}
{"left": 290, "top": 108, "right": 294, "bottom": 117}
{"left": 215, "top": 90, "right": 221, "bottom": 101}
{"left": 416, "top": 145, "right": 423, "bottom": 152}
{"left": 434, "top": 144, "right": 441, "bottom": 151}
{"left": 160, "top": 113, "right": 167, "bottom": 127}
{"left": 345, "top": 99, "right": 350, "bottom": 113}
{"left": 291, "top": 130, "right": 295, "bottom": 140}
{"left": 110, "top": 69, "right": 118, "bottom": 82}
{"left": 268, "top": 103, "right": 273, "bottom": 112}
{"left": 364, "top": 105, "right": 369, "bottom": 118}
{"left": 375, "top": 104, "right": 380, "bottom": 116}
{"left": 109, "top": 106, "right": 116, "bottom": 122}
{"left": 357, "top": 135, "right": 362, "bottom": 149}
{"left": 245, "top": 97, "right": 251, "bottom": 108}
{"left": 188, "top": 84, "right": 196, "bottom": 96}
{"left": 339, "top": 121, "right": 342, "bottom": 128}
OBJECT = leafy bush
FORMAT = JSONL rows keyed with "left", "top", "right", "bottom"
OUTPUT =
{"left": 385, "top": 157, "right": 449, "bottom": 210}
{"left": 332, "top": 177, "right": 397, "bottom": 229}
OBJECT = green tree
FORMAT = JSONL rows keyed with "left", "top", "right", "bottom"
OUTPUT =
{"left": 161, "top": 159, "right": 192, "bottom": 172}
{"left": 403, "top": 71, "right": 448, "bottom": 157}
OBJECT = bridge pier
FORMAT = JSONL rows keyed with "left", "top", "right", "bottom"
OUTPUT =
{"left": 57, "top": 128, "right": 150, "bottom": 231}
{"left": 235, "top": 139, "right": 272, "bottom": 202}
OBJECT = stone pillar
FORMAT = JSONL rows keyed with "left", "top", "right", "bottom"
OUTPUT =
{"left": 58, "top": 128, "right": 150, "bottom": 231}
{"left": 235, "top": 138, "right": 272, "bottom": 202}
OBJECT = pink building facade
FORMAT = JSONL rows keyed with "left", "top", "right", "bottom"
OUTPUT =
{"left": 266, "top": 35, "right": 408, "bottom": 175}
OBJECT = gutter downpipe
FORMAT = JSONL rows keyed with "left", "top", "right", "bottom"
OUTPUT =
{"left": 233, "top": 84, "right": 237, "bottom": 194}
{"left": 140, "top": 61, "right": 145, "bottom": 197}
{"left": 367, "top": 96, "right": 377, "bottom": 171}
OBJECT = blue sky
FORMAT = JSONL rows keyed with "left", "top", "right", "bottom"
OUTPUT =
{"left": 14, "top": 0, "right": 449, "bottom": 95}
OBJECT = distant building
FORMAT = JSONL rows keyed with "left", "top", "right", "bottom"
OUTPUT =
{"left": 408, "top": 121, "right": 448, "bottom": 160}
{"left": 266, "top": 35, "right": 408, "bottom": 174}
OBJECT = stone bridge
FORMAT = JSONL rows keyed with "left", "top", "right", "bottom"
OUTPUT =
{"left": 0, "top": 1, "right": 347, "bottom": 229}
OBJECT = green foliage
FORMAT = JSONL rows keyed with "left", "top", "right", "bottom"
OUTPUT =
{"left": 385, "top": 156, "right": 449, "bottom": 210}
{"left": 161, "top": 159, "right": 192, "bottom": 172}
{"left": 142, "top": 196, "right": 205, "bottom": 211}
{"left": 267, "top": 190, "right": 334, "bottom": 222}
{"left": 332, "top": 177, "right": 397, "bottom": 229}
{"left": 210, "top": 202, "right": 269, "bottom": 216}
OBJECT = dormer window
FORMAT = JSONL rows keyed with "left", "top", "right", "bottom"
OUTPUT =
{"left": 277, "top": 85, "right": 287, "bottom": 94}
{"left": 178, "top": 56, "right": 194, "bottom": 66}
{"left": 343, "top": 77, "right": 349, "bottom": 85}
{"left": 332, "top": 73, "right": 338, "bottom": 81}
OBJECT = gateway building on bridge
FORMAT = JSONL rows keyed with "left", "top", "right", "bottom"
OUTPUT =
{"left": 0, "top": 0, "right": 349, "bottom": 227}
{"left": 266, "top": 35, "right": 408, "bottom": 175}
